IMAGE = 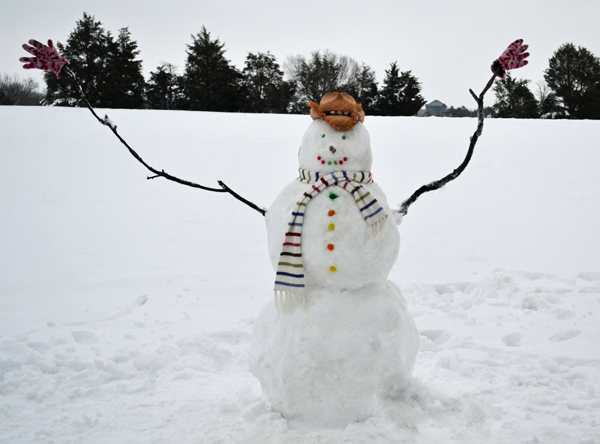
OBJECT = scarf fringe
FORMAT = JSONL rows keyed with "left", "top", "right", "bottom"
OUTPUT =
{"left": 274, "top": 290, "right": 306, "bottom": 313}
{"left": 366, "top": 214, "right": 388, "bottom": 241}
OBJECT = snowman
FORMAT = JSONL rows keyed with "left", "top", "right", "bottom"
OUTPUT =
{"left": 249, "top": 92, "right": 420, "bottom": 427}
{"left": 19, "top": 35, "right": 530, "bottom": 429}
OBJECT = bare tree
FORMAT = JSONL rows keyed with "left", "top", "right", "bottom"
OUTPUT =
{"left": 535, "top": 80, "right": 550, "bottom": 103}
{"left": 535, "top": 80, "right": 560, "bottom": 117}
{"left": 284, "top": 51, "right": 364, "bottom": 112}
{"left": 0, "top": 74, "right": 45, "bottom": 105}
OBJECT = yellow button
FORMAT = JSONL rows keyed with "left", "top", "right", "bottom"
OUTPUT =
{"left": 328, "top": 223, "right": 335, "bottom": 231}
{"left": 330, "top": 266, "right": 337, "bottom": 272}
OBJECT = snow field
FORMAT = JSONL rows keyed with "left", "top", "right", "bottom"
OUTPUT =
{"left": 1, "top": 106, "right": 599, "bottom": 443}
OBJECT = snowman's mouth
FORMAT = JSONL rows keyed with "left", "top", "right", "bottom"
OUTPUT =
{"left": 317, "top": 156, "right": 348, "bottom": 166}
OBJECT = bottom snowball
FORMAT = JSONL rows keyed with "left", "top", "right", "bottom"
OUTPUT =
{"left": 249, "top": 281, "right": 419, "bottom": 427}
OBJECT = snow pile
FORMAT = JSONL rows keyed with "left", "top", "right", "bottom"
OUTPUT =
{"left": 1, "top": 107, "right": 599, "bottom": 443}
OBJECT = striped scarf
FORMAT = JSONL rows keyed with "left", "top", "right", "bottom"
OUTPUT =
{"left": 274, "top": 169, "right": 388, "bottom": 311}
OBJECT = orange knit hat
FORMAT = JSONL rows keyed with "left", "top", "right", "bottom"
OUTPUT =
{"left": 307, "top": 92, "right": 365, "bottom": 132}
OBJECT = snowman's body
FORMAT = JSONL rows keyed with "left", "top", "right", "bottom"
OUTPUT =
{"left": 250, "top": 117, "right": 419, "bottom": 427}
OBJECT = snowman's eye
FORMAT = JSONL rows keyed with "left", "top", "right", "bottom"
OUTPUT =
{"left": 321, "top": 134, "right": 326, "bottom": 138}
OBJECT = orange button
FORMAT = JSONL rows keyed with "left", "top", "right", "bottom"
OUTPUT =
{"left": 328, "top": 210, "right": 335, "bottom": 217}
{"left": 327, "top": 244, "right": 334, "bottom": 251}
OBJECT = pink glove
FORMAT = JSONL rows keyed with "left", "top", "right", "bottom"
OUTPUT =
{"left": 491, "top": 39, "right": 529, "bottom": 78}
{"left": 20, "top": 39, "right": 70, "bottom": 79}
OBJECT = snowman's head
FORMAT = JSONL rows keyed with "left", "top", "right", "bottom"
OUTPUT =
{"left": 298, "top": 119, "right": 373, "bottom": 172}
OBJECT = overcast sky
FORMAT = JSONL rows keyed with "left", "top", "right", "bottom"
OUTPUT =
{"left": 1, "top": 0, "right": 599, "bottom": 108}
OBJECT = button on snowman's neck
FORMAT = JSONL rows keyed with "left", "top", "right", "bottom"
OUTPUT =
{"left": 298, "top": 119, "right": 373, "bottom": 173}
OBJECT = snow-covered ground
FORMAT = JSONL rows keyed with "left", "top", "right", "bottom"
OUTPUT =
{"left": 1, "top": 106, "right": 599, "bottom": 443}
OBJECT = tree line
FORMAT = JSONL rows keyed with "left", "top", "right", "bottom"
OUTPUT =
{"left": 37, "top": 13, "right": 425, "bottom": 116}
{"left": 491, "top": 43, "right": 600, "bottom": 119}
{"left": 2, "top": 13, "right": 599, "bottom": 120}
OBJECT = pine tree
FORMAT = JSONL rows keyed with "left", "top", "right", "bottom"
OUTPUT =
{"left": 375, "top": 62, "right": 425, "bottom": 116}
{"left": 242, "top": 52, "right": 294, "bottom": 113}
{"left": 544, "top": 43, "right": 600, "bottom": 119}
{"left": 146, "top": 63, "right": 183, "bottom": 110}
{"left": 44, "top": 13, "right": 145, "bottom": 109}
{"left": 491, "top": 73, "right": 539, "bottom": 118}
{"left": 44, "top": 13, "right": 110, "bottom": 106}
{"left": 183, "top": 27, "right": 244, "bottom": 112}
{"left": 344, "top": 63, "right": 378, "bottom": 113}
{"left": 100, "top": 27, "right": 146, "bottom": 109}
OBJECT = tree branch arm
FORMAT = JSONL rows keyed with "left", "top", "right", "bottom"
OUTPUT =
{"left": 63, "top": 66, "right": 266, "bottom": 215}
{"left": 395, "top": 69, "right": 500, "bottom": 220}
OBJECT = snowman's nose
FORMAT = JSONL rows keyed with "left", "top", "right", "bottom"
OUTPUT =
{"left": 329, "top": 146, "right": 336, "bottom": 154}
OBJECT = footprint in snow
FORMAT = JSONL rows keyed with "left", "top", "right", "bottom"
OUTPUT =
{"left": 72, "top": 331, "right": 99, "bottom": 345}
{"left": 502, "top": 332, "right": 523, "bottom": 347}
{"left": 549, "top": 329, "right": 581, "bottom": 342}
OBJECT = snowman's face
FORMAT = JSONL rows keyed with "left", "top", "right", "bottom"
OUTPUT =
{"left": 298, "top": 119, "right": 373, "bottom": 173}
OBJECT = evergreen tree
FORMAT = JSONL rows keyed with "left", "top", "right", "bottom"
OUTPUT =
{"left": 344, "top": 63, "right": 379, "bottom": 113}
{"left": 44, "top": 13, "right": 110, "bottom": 106}
{"left": 146, "top": 63, "right": 183, "bottom": 110}
{"left": 242, "top": 52, "right": 295, "bottom": 113}
{"left": 544, "top": 43, "right": 600, "bottom": 119}
{"left": 375, "top": 62, "right": 425, "bottom": 116}
{"left": 183, "top": 27, "right": 244, "bottom": 112}
{"left": 491, "top": 73, "right": 539, "bottom": 118}
{"left": 101, "top": 27, "right": 146, "bottom": 109}
{"left": 44, "top": 13, "right": 145, "bottom": 109}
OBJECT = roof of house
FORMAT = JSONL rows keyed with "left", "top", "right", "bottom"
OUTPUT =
{"left": 427, "top": 100, "right": 446, "bottom": 107}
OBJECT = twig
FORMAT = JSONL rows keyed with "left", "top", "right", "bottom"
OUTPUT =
{"left": 62, "top": 66, "right": 266, "bottom": 216}
{"left": 397, "top": 68, "right": 501, "bottom": 217}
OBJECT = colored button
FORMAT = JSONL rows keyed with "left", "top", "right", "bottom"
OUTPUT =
{"left": 327, "top": 244, "right": 334, "bottom": 251}
{"left": 328, "top": 224, "right": 335, "bottom": 231}
{"left": 328, "top": 210, "right": 335, "bottom": 217}
{"left": 330, "top": 266, "right": 337, "bottom": 272}
{"left": 329, "top": 192, "right": 339, "bottom": 200}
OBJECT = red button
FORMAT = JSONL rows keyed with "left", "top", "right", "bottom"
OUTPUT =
{"left": 327, "top": 244, "right": 334, "bottom": 251}
{"left": 328, "top": 210, "right": 335, "bottom": 216}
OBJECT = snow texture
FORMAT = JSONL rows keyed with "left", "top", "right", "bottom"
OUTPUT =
{"left": 1, "top": 106, "right": 600, "bottom": 443}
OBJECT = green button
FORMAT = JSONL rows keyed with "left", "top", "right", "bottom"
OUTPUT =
{"left": 329, "top": 192, "right": 339, "bottom": 200}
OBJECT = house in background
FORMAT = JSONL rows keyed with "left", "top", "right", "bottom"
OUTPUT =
{"left": 424, "top": 100, "right": 447, "bottom": 117}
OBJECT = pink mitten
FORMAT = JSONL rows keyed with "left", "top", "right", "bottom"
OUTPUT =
{"left": 491, "top": 39, "right": 529, "bottom": 78}
{"left": 20, "top": 39, "right": 69, "bottom": 79}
